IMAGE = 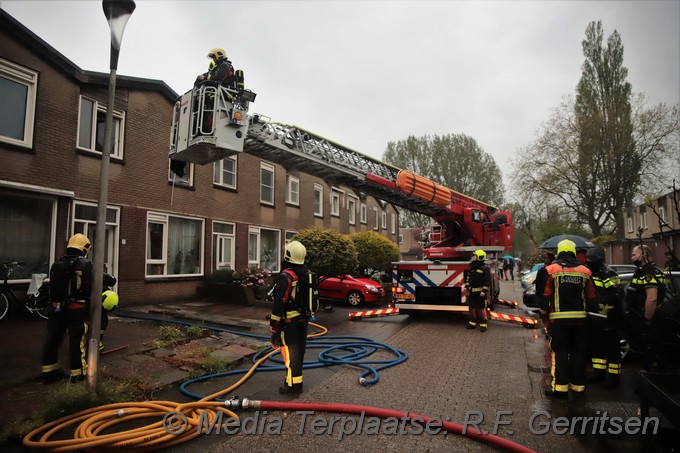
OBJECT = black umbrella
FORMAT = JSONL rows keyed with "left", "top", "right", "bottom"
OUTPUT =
{"left": 539, "top": 234, "right": 595, "bottom": 250}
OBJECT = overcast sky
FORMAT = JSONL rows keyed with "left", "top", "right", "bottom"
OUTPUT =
{"left": 3, "top": 0, "right": 679, "bottom": 181}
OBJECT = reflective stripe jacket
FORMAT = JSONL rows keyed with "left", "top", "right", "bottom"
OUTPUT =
{"left": 626, "top": 263, "right": 666, "bottom": 312}
{"left": 541, "top": 257, "right": 596, "bottom": 320}
{"left": 465, "top": 261, "right": 490, "bottom": 302}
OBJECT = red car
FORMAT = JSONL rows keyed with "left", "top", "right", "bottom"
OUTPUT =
{"left": 318, "top": 275, "right": 386, "bottom": 306}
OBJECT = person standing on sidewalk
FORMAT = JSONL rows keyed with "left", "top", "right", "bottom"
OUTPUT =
{"left": 269, "top": 241, "right": 310, "bottom": 394}
{"left": 540, "top": 239, "right": 597, "bottom": 399}
{"left": 584, "top": 248, "right": 623, "bottom": 388}
{"left": 41, "top": 233, "right": 93, "bottom": 383}
{"left": 465, "top": 249, "right": 491, "bottom": 332}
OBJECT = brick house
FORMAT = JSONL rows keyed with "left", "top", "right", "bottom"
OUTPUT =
{"left": 0, "top": 9, "right": 399, "bottom": 305}
{"left": 605, "top": 190, "right": 680, "bottom": 266}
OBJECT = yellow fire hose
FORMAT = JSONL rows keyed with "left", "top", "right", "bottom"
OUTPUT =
{"left": 22, "top": 322, "right": 329, "bottom": 451}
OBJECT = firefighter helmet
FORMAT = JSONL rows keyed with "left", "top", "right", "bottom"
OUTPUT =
{"left": 67, "top": 233, "right": 91, "bottom": 255}
{"left": 102, "top": 290, "right": 119, "bottom": 311}
{"left": 557, "top": 239, "right": 577, "bottom": 257}
{"left": 284, "top": 241, "right": 306, "bottom": 265}
{"left": 207, "top": 48, "right": 227, "bottom": 60}
{"left": 586, "top": 248, "right": 605, "bottom": 263}
{"left": 473, "top": 250, "right": 486, "bottom": 261}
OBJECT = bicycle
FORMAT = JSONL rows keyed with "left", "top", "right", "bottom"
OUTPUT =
{"left": 0, "top": 262, "right": 50, "bottom": 321}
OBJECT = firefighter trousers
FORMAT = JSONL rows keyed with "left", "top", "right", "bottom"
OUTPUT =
{"left": 589, "top": 320, "right": 621, "bottom": 377}
{"left": 467, "top": 298, "right": 487, "bottom": 327}
{"left": 547, "top": 320, "right": 587, "bottom": 393}
{"left": 279, "top": 318, "right": 308, "bottom": 388}
{"left": 41, "top": 306, "right": 89, "bottom": 378}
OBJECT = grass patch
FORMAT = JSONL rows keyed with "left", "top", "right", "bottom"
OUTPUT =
{"left": 187, "top": 356, "right": 239, "bottom": 378}
{"left": 150, "top": 325, "right": 205, "bottom": 349}
{"left": 0, "top": 374, "right": 152, "bottom": 446}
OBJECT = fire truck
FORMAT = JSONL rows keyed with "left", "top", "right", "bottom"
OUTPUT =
{"left": 169, "top": 82, "right": 514, "bottom": 314}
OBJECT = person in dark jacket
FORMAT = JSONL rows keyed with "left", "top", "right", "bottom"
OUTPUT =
{"left": 584, "top": 248, "right": 623, "bottom": 388}
{"left": 465, "top": 250, "right": 491, "bottom": 332}
{"left": 269, "top": 241, "right": 310, "bottom": 394}
{"left": 534, "top": 251, "right": 555, "bottom": 303}
{"left": 41, "top": 233, "right": 93, "bottom": 383}
{"left": 195, "top": 47, "right": 235, "bottom": 89}
{"left": 540, "top": 240, "right": 597, "bottom": 399}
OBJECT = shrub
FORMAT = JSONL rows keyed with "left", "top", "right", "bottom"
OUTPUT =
{"left": 205, "top": 268, "right": 235, "bottom": 284}
{"left": 292, "top": 227, "right": 358, "bottom": 276}
{"left": 350, "top": 230, "right": 400, "bottom": 275}
{"left": 232, "top": 268, "right": 272, "bottom": 288}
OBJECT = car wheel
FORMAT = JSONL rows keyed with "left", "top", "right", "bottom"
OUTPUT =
{"left": 346, "top": 290, "right": 363, "bottom": 306}
{"left": 620, "top": 338, "right": 631, "bottom": 361}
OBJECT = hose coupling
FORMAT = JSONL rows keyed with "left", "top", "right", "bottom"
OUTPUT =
{"left": 116, "top": 409, "right": 126, "bottom": 417}
{"left": 224, "top": 397, "right": 242, "bottom": 409}
{"left": 359, "top": 377, "right": 366, "bottom": 385}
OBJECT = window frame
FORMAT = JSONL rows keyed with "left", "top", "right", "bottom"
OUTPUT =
{"left": 286, "top": 175, "right": 300, "bottom": 206}
{"left": 146, "top": 212, "right": 204, "bottom": 278}
{"left": 76, "top": 95, "right": 125, "bottom": 159}
{"left": 360, "top": 203, "right": 367, "bottom": 224}
{"left": 213, "top": 155, "right": 238, "bottom": 189}
{"left": 373, "top": 207, "right": 379, "bottom": 230}
{"left": 247, "top": 225, "right": 281, "bottom": 272}
{"left": 347, "top": 196, "right": 357, "bottom": 225}
{"left": 627, "top": 215, "right": 634, "bottom": 233}
{"left": 169, "top": 160, "right": 194, "bottom": 187}
{"left": 260, "top": 162, "right": 275, "bottom": 206}
{"left": 391, "top": 213, "right": 396, "bottom": 234}
{"left": 314, "top": 183, "right": 324, "bottom": 217}
{"left": 0, "top": 58, "right": 38, "bottom": 148}
{"left": 212, "top": 221, "right": 235, "bottom": 272}
{"left": 330, "top": 188, "right": 343, "bottom": 217}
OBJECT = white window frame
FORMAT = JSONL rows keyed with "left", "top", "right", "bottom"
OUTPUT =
{"left": 213, "top": 155, "right": 237, "bottom": 189}
{"left": 146, "top": 212, "right": 204, "bottom": 277}
{"left": 381, "top": 210, "right": 387, "bottom": 229}
{"left": 627, "top": 216, "right": 634, "bottom": 233}
{"left": 285, "top": 230, "right": 297, "bottom": 243}
{"left": 212, "top": 221, "right": 235, "bottom": 272}
{"left": 286, "top": 175, "right": 300, "bottom": 206}
{"left": 248, "top": 225, "right": 281, "bottom": 272}
{"left": 660, "top": 206, "right": 667, "bottom": 224}
{"left": 360, "top": 203, "right": 367, "bottom": 224}
{"left": 331, "top": 188, "right": 343, "bottom": 217}
{"left": 77, "top": 95, "right": 125, "bottom": 159}
{"left": 347, "top": 196, "right": 357, "bottom": 225}
{"left": 260, "top": 162, "right": 275, "bottom": 205}
{"left": 641, "top": 212, "right": 648, "bottom": 230}
{"left": 0, "top": 58, "right": 38, "bottom": 148}
{"left": 391, "top": 213, "right": 396, "bottom": 234}
{"left": 373, "top": 207, "right": 379, "bottom": 230}
{"left": 314, "top": 183, "right": 324, "bottom": 217}
{"left": 169, "top": 160, "right": 194, "bottom": 187}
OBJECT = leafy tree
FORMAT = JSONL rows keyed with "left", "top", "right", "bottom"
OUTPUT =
{"left": 382, "top": 134, "right": 505, "bottom": 228}
{"left": 350, "top": 231, "right": 400, "bottom": 275}
{"left": 292, "top": 227, "right": 358, "bottom": 276}
{"left": 512, "top": 21, "right": 679, "bottom": 238}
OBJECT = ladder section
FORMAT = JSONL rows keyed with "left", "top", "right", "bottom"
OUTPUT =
{"left": 245, "top": 119, "right": 449, "bottom": 217}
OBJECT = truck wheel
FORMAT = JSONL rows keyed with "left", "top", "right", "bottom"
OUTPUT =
{"left": 346, "top": 290, "right": 363, "bottom": 306}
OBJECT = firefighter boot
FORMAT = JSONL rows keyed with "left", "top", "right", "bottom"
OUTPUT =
{"left": 479, "top": 324, "right": 488, "bottom": 332}
{"left": 586, "top": 369, "right": 605, "bottom": 383}
{"left": 279, "top": 383, "right": 303, "bottom": 394}
{"left": 42, "top": 369, "right": 69, "bottom": 384}
{"left": 544, "top": 388, "right": 568, "bottom": 399}
{"left": 466, "top": 323, "right": 477, "bottom": 330}
{"left": 602, "top": 374, "right": 620, "bottom": 389}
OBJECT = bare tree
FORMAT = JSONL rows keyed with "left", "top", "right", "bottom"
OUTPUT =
{"left": 512, "top": 21, "right": 679, "bottom": 238}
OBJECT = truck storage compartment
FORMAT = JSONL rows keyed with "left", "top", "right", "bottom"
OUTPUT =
{"left": 415, "top": 286, "right": 462, "bottom": 305}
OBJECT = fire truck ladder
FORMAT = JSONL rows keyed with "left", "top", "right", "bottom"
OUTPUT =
{"left": 244, "top": 119, "right": 449, "bottom": 217}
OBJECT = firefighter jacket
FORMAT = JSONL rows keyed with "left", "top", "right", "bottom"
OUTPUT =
{"left": 465, "top": 260, "right": 491, "bottom": 302}
{"left": 270, "top": 262, "right": 309, "bottom": 329}
{"left": 625, "top": 263, "right": 666, "bottom": 317}
{"left": 592, "top": 266, "right": 622, "bottom": 320}
{"left": 540, "top": 256, "right": 597, "bottom": 321}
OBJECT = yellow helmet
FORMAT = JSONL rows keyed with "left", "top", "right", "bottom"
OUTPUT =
{"left": 67, "top": 233, "right": 91, "bottom": 255}
{"left": 102, "top": 290, "right": 119, "bottom": 311}
{"left": 557, "top": 239, "right": 577, "bottom": 257}
{"left": 207, "top": 47, "right": 227, "bottom": 60}
{"left": 473, "top": 250, "right": 486, "bottom": 261}
{"left": 284, "top": 241, "right": 306, "bottom": 265}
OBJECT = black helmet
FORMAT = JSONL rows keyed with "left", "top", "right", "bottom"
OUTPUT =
{"left": 585, "top": 248, "right": 604, "bottom": 263}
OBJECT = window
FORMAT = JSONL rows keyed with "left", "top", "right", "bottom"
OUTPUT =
{"left": 391, "top": 213, "right": 396, "bottom": 234}
{"left": 627, "top": 216, "right": 634, "bottom": 233}
{"left": 660, "top": 207, "right": 667, "bottom": 224}
{"left": 381, "top": 210, "right": 387, "bottom": 229}
{"left": 73, "top": 201, "right": 119, "bottom": 275}
{"left": 146, "top": 213, "right": 203, "bottom": 276}
{"left": 214, "top": 156, "right": 237, "bottom": 189}
{"left": 360, "top": 203, "right": 367, "bottom": 224}
{"left": 248, "top": 226, "right": 280, "bottom": 272}
{"left": 0, "top": 59, "right": 37, "bottom": 148}
{"left": 0, "top": 190, "right": 54, "bottom": 279}
{"left": 347, "top": 196, "right": 357, "bottom": 225}
{"left": 286, "top": 175, "right": 299, "bottom": 205}
{"left": 314, "top": 184, "right": 323, "bottom": 217}
{"left": 373, "top": 207, "right": 379, "bottom": 230}
{"left": 331, "top": 189, "right": 342, "bottom": 217}
{"left": 77, "top": 96, "right": 125, "bottom": 159}
{"left": 285, "top": 230, "right": 297, "bottom": 243}
{"left": 260, "top": 163, "right": 275, "bottom": 205}
{"left": 212, "top": 222, "right": 235, "bottom": 271}
{"left": 169, "top": 160, "right": 194, "bottom": 187}
{"left": 641, "top": 212, "right": 648, "bottom": 230}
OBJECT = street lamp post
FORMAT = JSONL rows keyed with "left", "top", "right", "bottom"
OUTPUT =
{"left": 88, "top": 0, "right": 136, "bottom": 389}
